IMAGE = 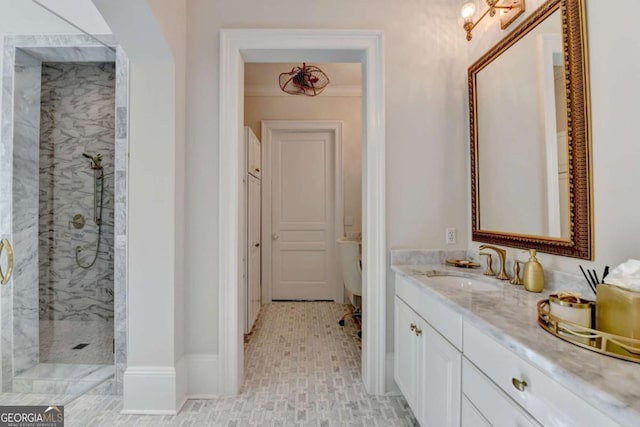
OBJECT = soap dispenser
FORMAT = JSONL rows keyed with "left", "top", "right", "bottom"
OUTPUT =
{"left": 523, "top": 249, "right": 545, "bottom": 293}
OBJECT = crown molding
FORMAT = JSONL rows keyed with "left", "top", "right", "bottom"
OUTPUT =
{"left": 245, "top": 84, "right": 361, "bottom": 97}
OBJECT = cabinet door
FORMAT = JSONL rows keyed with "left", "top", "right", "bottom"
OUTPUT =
{"left": 246, "top": 175, "right": 261, "bottom": 332}
{"left": 394, "top": 297, "right": 419, "bottom": 410}
{"left": 419, "top": 323, "right": 461, "bottom": 427}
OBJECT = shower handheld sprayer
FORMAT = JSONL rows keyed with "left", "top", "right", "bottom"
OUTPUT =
{"left": 76, "top": 152, "right": 105, "bottom": 269}
{"left": 82, "top": 152, "right": 103, "bottom": 170}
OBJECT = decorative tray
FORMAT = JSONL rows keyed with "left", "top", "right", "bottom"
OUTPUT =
{"left": 446, "top": 259, "right": 480, "bottom": 269}
{"left": 537, "top": 299, "right": 640, "bottom": 364}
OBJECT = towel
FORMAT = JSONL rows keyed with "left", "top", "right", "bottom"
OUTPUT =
{"left": 604, "top": 259, "right": 640, "bottom": 293}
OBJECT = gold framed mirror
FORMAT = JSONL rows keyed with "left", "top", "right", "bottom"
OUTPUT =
{"left": 469, "top": 0, "right": 592, "bottom": 259}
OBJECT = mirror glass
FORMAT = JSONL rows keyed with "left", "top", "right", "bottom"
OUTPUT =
{"left": 469, "top": 0, "right": 592, "bottom": 259}
{"left": 476, "top": 10, "right": 567, "bottom": 238}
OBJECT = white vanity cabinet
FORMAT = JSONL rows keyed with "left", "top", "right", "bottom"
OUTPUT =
{"left": 394, "top": 272, "right": 623, "bottom": 427}
{"left": 394, "top": 275, "right": 462, "bottom": 427}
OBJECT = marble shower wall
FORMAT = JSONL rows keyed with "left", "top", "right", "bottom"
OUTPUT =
{"left": 39, "top": 62, "right": 116, "bottom": 322}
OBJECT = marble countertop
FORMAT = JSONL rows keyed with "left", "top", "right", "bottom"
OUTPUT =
{"left": 392, "top": 264, "right": 640, "bottom": 427}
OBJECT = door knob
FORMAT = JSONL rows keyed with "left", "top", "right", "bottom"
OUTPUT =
{"left": 0, "top": 239, "right": 14, "bottom": 285}
{"left": 272, "top": 233, "right": 279, "bottom": 240}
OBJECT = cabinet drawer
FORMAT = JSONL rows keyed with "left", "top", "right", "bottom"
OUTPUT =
{"left": 396, "top": 274, "right": 463, "bottom": 349}
{"left": 462, "top": 395, "right": 491, "bottom": 427}
{"left": 463, "top": 358, "right": 540, "bottom": 427}
{"left": 464, "top": 320, "right": 619, "bottom": 427}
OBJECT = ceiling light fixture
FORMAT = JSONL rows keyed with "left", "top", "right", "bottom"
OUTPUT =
{"left": 279, "top": 63, "right": 330, "bottom": 97}
{"left": 461, "top": 0, "right": 525, "bottom": 41}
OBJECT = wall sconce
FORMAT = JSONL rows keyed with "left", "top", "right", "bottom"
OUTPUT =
{"left": 461, "top": 0, "right": 525, "bottom": 41}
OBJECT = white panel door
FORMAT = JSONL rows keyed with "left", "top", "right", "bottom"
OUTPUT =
{"left": 271, "top": 130, "right": 335, "bottom": 301}
{"left": 246, "top": 174, "right": 261, "bottom": 333}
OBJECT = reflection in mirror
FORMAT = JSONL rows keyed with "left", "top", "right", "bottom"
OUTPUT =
{"left": 476, "top": 10, "right": 568, "bottom": 238}
{"left": 469, "top": 0, "right": 592, "bottom": 259}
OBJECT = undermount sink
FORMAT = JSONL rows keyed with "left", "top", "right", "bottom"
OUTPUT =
{"left": 426, "top": 274, "right": 501, "bottom": 292}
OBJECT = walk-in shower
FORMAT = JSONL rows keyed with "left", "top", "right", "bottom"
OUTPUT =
{"left": 0, "top": 38, "right": 127, "bottom": 396}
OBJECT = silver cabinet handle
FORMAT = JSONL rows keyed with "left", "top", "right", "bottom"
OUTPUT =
{"left": 512, "top": 377, "right": 528, "bottom": 392}
{"left": 414, "top": 327, "right": 423, "bottom": 337}
{"left": 0, "top": 239, "right": 14, "bottom": 285}
{"left": 272, "top": 233, "right": 279, "bottom": 240}
{"left": 410, "top": 323, "right": 416, "bottom": 331}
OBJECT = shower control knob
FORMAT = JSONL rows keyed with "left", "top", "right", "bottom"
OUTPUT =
{"left": 69, "top": 214, "right": 86, "bottom": 229}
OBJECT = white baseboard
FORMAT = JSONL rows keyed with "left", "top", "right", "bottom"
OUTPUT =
{"left": 385, "top": 353, "right": 401, "bottom": 396}
{"left": 176, "top": 357, "right": 188, "bottom": 411}
{"left": 122, "top": 366, "right": 181, "bottom": 414}
{"left": 186, "top": 354, "right": 219, "bottom": 397}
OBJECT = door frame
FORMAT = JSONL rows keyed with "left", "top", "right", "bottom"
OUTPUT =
{"left": 219, "top": 29, "right": 386, "bottom": 396}
{"left": 261, "top": 120, "right": 344, "bottom": 304}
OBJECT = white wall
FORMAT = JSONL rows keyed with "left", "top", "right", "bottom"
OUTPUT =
{"left": 467, "top": 0, "right": 640, "bottom": 273}
{"left": 147, "top": 0, "right": 187, "bottom": 395}
{"left": 94, "top": 0, "right": 187, "bottom": 412}
{"left": 185, "top": 0, "right": 469, "bottom": 365}
{"left": 244, "top": 92, "right": 363, "bottom": 234}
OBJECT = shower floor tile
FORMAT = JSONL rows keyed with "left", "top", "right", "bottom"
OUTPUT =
{"left": 39, "top": 320, "right": 113, "bottom": 365}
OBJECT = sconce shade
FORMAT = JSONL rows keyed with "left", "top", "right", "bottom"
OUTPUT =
{"left": 461, "top": 2, "right": 476, "bottom": 20}
{"left": 462, "top": 0, "right": 525, "bottom": 41}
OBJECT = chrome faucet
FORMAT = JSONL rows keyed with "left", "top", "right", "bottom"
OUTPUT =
{"left": 479, "top": 244, "right": 510, "bottom": 280}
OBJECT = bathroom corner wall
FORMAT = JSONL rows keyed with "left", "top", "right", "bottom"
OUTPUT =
{"left": 38, "top": 62, "right": 116, "bottom": 323}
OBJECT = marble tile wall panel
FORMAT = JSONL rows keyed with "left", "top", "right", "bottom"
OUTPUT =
{"left": 113, "top": 46, "right": 128, "bottom": 395}
{"left": 465, "top": 251, "right": 590, "bottom": 294}
{"left": 11, "top": 50, "right": 42, "bottom": 377}
{"left": 390, "top": 249, "right": 468, "bottom": 266}
{"left": 38, "top": 62, "right": 116, "bottom": 323}
{"left": 1, "top": 42, "right": 17, "bottom": 392}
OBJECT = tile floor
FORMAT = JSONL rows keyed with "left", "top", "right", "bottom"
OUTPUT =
{"left": 1, "top": 302, "right": 416, "bottom": 426}
{"left": 39, "top": 319, "right": 114, "bottom": 364}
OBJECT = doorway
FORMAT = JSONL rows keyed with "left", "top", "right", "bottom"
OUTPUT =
{"left": 261, "top": 121, "right": 344, "bottom": 303}
{"left": 218, "top": 29, "right": 386, "bottom": 396}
